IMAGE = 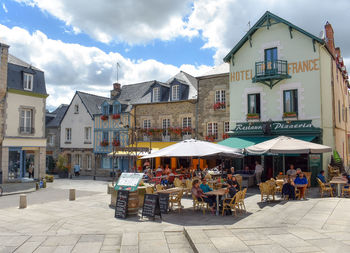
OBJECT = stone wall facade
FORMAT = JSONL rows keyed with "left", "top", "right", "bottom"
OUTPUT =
{"left": 197, "top": 73, "right": 230, "bottom": 141}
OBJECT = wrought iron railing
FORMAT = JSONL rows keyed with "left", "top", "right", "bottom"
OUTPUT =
{"left": 255, "top": 60, "right": 288, "bottom": 78}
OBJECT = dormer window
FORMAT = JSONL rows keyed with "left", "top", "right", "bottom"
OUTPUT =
{"left": 153, "top": 87, "right": 160, "bottom": 102}
{"left": 172, "top": 85, "right": 180, "bottom": 101}
{"left": 23, "top": 73, "right": 33, "bottom": 91}
{"left": 102, "top": 104, "right": 109, "bottom": 115}
{"left": 113, "top": 103, "right": 120, "bottom": 114}
{"left": 74, "top": 104, "right": 79, "bottom": 114}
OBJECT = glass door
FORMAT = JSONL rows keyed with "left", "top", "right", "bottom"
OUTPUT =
{"left": 264, "top": 47, "right": 278, "bottom": 75}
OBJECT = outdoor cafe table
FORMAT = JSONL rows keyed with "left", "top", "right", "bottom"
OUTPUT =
{"left": 156, "top": 187, "right": 183, "bottom": 195}
{"left": 330, "top": 177, "right": 348, "bottom": 197}
{"left": 206, "top": 188, "right": 227, "bottom": 216}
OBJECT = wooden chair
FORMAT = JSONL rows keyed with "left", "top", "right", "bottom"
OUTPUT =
{"left": 192, "top": 195, "right": 209, "bottom": 214}
{"left": 173, "top": 178, "right": 183, "bottom": 188}
{"left": 145, "top": 186, "right": 154, "bottom": 194}
{"left": 222, "top": 194, "right": 239, "bottom": 216}
{"left": 304, "top": 172, "right": 312, "bottom": 188}
{"left": 184, "top": 179, "right": 193, "bottom": 196}
{"left": 234, "top": 174, "right": 243, "bottom": 190}
{"left": 316, "top": 178, "right": 333, "bottom": 197}
{"left": 156, "top": 184, "right": 164, "bottom": 192}
{"left": 238, "top": 188, "right": 247, "bottom": 212}
{"left": 169, "top": 190, "right": 183, "bottom": 213}
{"left": 341, "top": 185, "right": 350, "bottom": 197}
{"left": 259, "top": 180, "right": 276, "bottom": 201}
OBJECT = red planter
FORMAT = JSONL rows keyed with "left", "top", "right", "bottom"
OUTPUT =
{"left": 101, "top": 115, "right": 108, "bottom": 121}
{"left": 112, "top": 114, "right": 120, "bottom": 120}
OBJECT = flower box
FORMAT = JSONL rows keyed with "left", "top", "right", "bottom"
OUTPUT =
{"left": 213, "top": 102, "right": 226, "bottom": 110}
{"left": 101, "top": 115, "right": 108, "bottom": 121}
{"left": 100, "top": 140, "right": 109, "bottom": 146}
{"left": 222, "top": 133, "right": 229, "bottom": 140}
{"left": 112, "top": 114, "right": 120, "bottom": 120}
{"left": 283, "top": 112, "right": 298, "bottom": 118}
{"left": 246, "top": 113, "right": 260, "bottom": 120}
{"left": 112, "top": 140, "right": 120, "bottom": 146}
{"left": 205, "top": 135, "right": 216, "bottom": 142}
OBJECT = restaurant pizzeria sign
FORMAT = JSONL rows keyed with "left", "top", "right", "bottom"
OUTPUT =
{"left": 233, "top": 120, "right": 320, "bottom": 134}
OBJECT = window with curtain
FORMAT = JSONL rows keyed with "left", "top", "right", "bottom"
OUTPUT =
{"left": 172, "top": 85, "right": 180, "bottom": 100}
{"left": 153, "top": 87, "right": 160, "bottom": 102}
{"left": 207, "top": 122, "right": 218, "bottom": 139}
{"left": 20, "top": 109, "right": 33, "bottom": 134}
{"left": 283, "top": 89, "right": 298, "bottom": 113}
{"left": 247, "top": 93, "right": 261, "bottom": 114}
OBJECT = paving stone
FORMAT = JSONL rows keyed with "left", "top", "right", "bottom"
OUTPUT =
{"left": 285, "top": 246, "right": 323, "bottom": 252}
{"left": 100, "top": 245, "right": 121, "bottom": 251}
{"left": 42, "top": 235, "right": 80, "bottom": 246}
{"left": 185, "top": 230, "right": 209, "bottom": 244}
{"left": 120, "top": 245, "right": 138, "bottom": 253}
{"left": 139, "top": 232, "right": 165, "bottom": 240}
{"left": 287, "top": 228, "right": 330, "bottom": 240}
{"left": 204, "top": 229, "right": 234, "bottom": 238}
{"left": 194, "top": 243, "right": 219, "bottom": 253}
{"left": 307, "top": 238, "right": 350, "bottom": 253}
{"left": 102, "top": 236, "right": 122, "bottom": 246}
{"left": 0, "top": 246, "right": 17, "bottom": 253}
{"left": 168, "top": 243, "right": 192, "bottom": 249}
{"left": 0, "top": 235, "right": 29, "bottom": 247}
{"left": 121, "top": 232, "right": 138, "bottom": 246}
{"left": 210, "top": 236, "right": 250, "bottom": 252}
{"left": 34, "top": 246, "right": 56, "bottom": 253}
{"left": 53, "top": 246, "right": 75, "bottom": 253}
{"left": 169, "top": 248, "right": 193, "bottom": 253}
{"left": 166, "top": 234, "right": 188, "bottom": 244}
{"left": 79, "top": 234, "right": 104, "bottom": 242}
{"left": 249, "top": 244, "right": 289, "bottom": 253}
{"left": 268, "top": 234, "right": 313, "bottom": 248}
{"left": 71, "top": 242, "right": 102, "bottom": 253}
{"left": 27, "top": 236, "right": 47, "bottom": 243}
{"left": 244, "top": 240, "right": 271, "bottom": 246}
{"left": 15, "top": 241, "right": 42, "bottom": 253}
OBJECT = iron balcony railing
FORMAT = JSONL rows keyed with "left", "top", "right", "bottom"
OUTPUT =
{"left": 255, "top": 59, "right": 289, "bottom": 78}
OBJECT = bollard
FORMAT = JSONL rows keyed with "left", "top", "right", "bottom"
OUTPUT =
{"left": 43, "top": 179, "right": 47, "bottom": 188}
{"left": 19, "top": 194, "right": 27, "bottom": 209}
{"left": 69, "top": 189, "right": 76, "bottom": 201}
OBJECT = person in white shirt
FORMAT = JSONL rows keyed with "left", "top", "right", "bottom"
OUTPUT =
{"left": 286, "top": 164, "right": 297, "bottom": 177}
{"left": 254, "top": 161, "right": 264, "bottom": 184}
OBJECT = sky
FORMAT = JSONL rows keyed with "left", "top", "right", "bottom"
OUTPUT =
{"left": 0, "top": 0, "right": 349, "bottom": 111}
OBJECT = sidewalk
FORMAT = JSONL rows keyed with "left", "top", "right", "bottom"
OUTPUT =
{"left": 0, "top": 181, "right": 36, "bottom": 196}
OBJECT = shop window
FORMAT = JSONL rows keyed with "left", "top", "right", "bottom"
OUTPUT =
{"left": 102, "top": 157, "right": 111, "bottom": 169}
{"left": 247, "top": 93, "right": 260, "bottom": 115}
{"left": 8, "top": 149, "right": 21, "bottom": 179}
{"left": 172, "top": 85, "right": 180, "bottom": 100}
{"left": 65, "top": 128, "right": 72, "bottom": 142}
{"left": 23, "top": 73, "right": 33, "bottom": 91}
{"left": 153, "top": 87, "right": 160, "bottom": 102}
{"left": 283, "top": 89, "right": 298, "bottom": 113}
{"left": 20, "top": 109, "right": 33, "bottom": 134}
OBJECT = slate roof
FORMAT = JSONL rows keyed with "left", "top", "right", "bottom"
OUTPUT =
{"left": 167, "top": 71, "right": 198, "bottom": 99}
{"left": 223, "top": 11, "right": 324, "bottom": 62}
{"left": 7, "top": 54, "right": 47, "bottom": 95}
{"left": 46, "top": 104, "right": 69, "bottom": 128}
{"left": 76, "top": 91, "right": 111, "bottom": 117}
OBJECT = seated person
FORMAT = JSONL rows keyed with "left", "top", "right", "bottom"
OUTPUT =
{"left": 294, "top": 172, "right": 308, "bottom": 200}
{"left": 242, "top": 166, "right": 250, "bottom": 174}
{"left": 342, "top": 173, "right": 350, "bottom": 188}
{"left": 286, "top": 164, "right": 297, "bottom": 176}
{"left": 200, "top": 178, "right": 213, "bottom": 193}
{"left": 296, "top": 168, "right": 302, "bottom": 177}
{"left": 317, "top": 170, "right": 327, "bottom": 183}
{"left": 226, "top": 180, "right": 237, "bottom": 199}
{"left": 164, "top": 164, "right": 171, "bottom": 175}
{"left": 282, "top": 177, "right": 295, "bottom": 199}
{"left": 191, "top": 179, "right": 215, "bottom": 213}
{"left": 230, "top": 176, "right": 240, "bottom": 191}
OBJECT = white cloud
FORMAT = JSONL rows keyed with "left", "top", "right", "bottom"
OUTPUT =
{"left": 2, "top": 3, "right": 8, "bottom": 13}
{"left": 0, "top": 25, "right": 211, "bottom": 109}
{"left": 14, "top": 0, "right": 198, "bottom": 44}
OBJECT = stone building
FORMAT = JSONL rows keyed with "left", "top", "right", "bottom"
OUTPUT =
{"left": 197, "top": 64, "right": 230, "bottom": 142}
{"left": 45, "top": 104, "right": 68, "bottom": 172}
{"left": 0, "top": 42, "right": 48, "bottom": 183}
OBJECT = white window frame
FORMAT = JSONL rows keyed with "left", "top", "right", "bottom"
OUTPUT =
{"left": 84, "top": 127, "right": 91, "bottom": 142}
{"left": 215, "top": 90, "right": 226, "bottom": 104}
{"left": 153, "top": 87, "right": 160, "bottom": 102}
{"left": 224, "top": 122, "right": 230, "bottom": 133}
{"left": 172, "top": 85, "right": 180, "bottom": 101}
{"left": 182, "top": 117, "right": 192, "bottom": 135}
{"left": 143, "top": 119, "right": 151, "bottom": 129}
{"left": 162, "top": 118, "right": 170, "bottom": 135}
{"left": 20, "top": 109, "right": 32, "bottom": 133}
{"left": 74, "top": 154, "right": 82, "bottom": 166}
{"left": 23, "top": 73, "right": 33, "bottom": 91}
{"left": 86, "top": 155, "right": 92, "bottom": 170}
{"left": 48, "top": 134, "right": 55, "bottom": 145}
{"left": 207, "top": 122, "right": 218, "bottom": 139}
{"left": 65, "top": 128, "right": 72, "bottom": 141}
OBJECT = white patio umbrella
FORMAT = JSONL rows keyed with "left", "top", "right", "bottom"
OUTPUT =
{"left": 244, "top": 136, "right": 332, "bottom": 173}
{"left": 141, "top": 139, "right": 243, "bottom": 159}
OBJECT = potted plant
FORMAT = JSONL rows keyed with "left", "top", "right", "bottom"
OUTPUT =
{"left": 112, "top": 139, "right": 120, "bottom": 146}
{"left": 112, "top": 113, "right": 120, "bottom": 120}
{"left": 222, "top": 133, "right": 229, "bottom": 140}
{"left": 205, "top": 134, "right": 216, "bottom": 142}
{"left": 246, "top": 113, "right": 260, "bottom": 120}
{"left": 283, "top": 112, "right": 297, "bottom": 118}
{"left": 213, "top": 102, "right": 226, "bottom": 110}
{"left": 101, "top": 115, "right": 108, "bottom": 121}
{"left": 57, "top": 155, "right": 68, "bottom": 178}
{"left": 100, "top": 139, "right": 109, "bottom": 146}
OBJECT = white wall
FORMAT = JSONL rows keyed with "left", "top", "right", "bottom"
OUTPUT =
{"left": 60, "top": 93, "right": 94, "bottom": 149}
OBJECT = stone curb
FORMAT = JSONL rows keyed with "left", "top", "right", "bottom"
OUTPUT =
{"left": 1, "top": 188, "right": 36, "bottom": 197}
{"left": 183, "top": 228, "right": 199, "bottom": 253}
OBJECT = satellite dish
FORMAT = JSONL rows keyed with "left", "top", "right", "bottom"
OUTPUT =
{"left": 319, "top": 30, "right": 325, "bottom": 40}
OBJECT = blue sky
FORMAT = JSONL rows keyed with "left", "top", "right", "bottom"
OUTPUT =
{"left": 0, "top": 0, "right": 349, "bottom": 110}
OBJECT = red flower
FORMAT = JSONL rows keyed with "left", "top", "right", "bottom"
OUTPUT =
{"left": 100, "top": 140, "right": 109, "bottom": 146}
{"left": 101, "top": 115, "right": 108, "bottom": 121}
{"left": 112, "top": 114, "right": 120, "bottom": 119}
{"left": 112, "top": 139, "right": 120, "bottom": 146}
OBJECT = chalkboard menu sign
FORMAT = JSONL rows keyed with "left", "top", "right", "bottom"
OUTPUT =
{"left": 115, "top": 190, "right": 129, "bottom": 219}
{"left": 142, "top": 194, "right": 161, "bottom": 219}
{"left": 158, "top": 193, "right": 169, "bottom": 214}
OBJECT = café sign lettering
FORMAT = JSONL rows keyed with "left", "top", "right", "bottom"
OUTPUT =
{"left": 234, "top": 120, "right": 316, "bottom": 133}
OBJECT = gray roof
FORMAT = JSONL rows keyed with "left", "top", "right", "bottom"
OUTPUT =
{"left": 77, "top": 91, "right": 110, "bottom": 117}
{"left": 167, "top": 71, "right": 198, "bottom": 99}
{"left": 46, "top": 104, "right": 69, "bottom": 127}
{"left": 7, "top": 54, "right": 47, "bottom": 95}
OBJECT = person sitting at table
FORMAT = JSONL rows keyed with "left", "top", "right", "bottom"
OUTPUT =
{"left": 294, "top": 172, "right": 308, "bottom": 200}
{"left": 296, "top": 168, "right": 302, "bottom": 177}
{"left": 231, "top": 176, "right": 240, "bottom": 191}
{"left": 164, "top": 164, "right": 171, "bottom": 175}
{"left": 195, "top": 165, "right": 202, "bottom": 178}
{"left": 192, "top": 179, "right": 215, "bottom": 213}
{"left": 282, "top": 177, "right": 296, "bottom": 200}
{"left": 230, "top": 167, "right": 235, "bottom": 175}
{"left": 286, "top": 164, "right": 297, "bottom": 177}
{"left": 317, "top": 170, "right": 327, "bottom": 183}
{"left": 156, "top": 165, "right": 163, "bottom": 176}
{"left": 200, "top": 178, "right": 213, "bottom": 193}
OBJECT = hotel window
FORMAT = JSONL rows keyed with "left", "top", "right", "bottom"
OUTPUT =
{"left": 143, "top": 119, "right": 151, "bottom": 129}
{"left": 264, "top": 47, "right": 278, "bottom": 73}
{"left": 153, "top": 87, "right": 160, "bottom": 102}
{"left": 23, "top": 73, "right": 33, "bottom": 91}
{"left": 215, "top": 90, "right": 226, "bottom": 107}
{"left": 84, "top": 127, "right": 91, "bottom": 142}
{"left": 102, "top": 131, "right": 109, "bottom": 141}
{"left": 162, "top": 118, "right": 170, "bottom": 135}
{"left": 65, "top": 128, "right": 72, "bottom": 141}
{"left": 224, "top": 122, "right": 230, "bottom": 133}
{"left": 86, "top": 155, "right": 92, "bottom": 169}
{"left": 247, "top": 93, "right": 260, "bottom": 115}
{"left": 283, "top": 89, "right": 298, "bottom": 113}
{"left": 207, "top": 122, "right": 218, "bottom": 139}
{"left": 20, "top": 109, "right": 33, "bottom": 134}
{"left": 74, "top": 104, "right": 79, "bottom": 114}
{"left": 172, "top": 85, "right": 180, "bottom": 100}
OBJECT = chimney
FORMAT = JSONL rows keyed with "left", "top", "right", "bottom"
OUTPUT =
{"left": 325, "top": 22, "right": 335, "bottom": 56}
{"left": 0, "top": 43, "right": 9, "bottom": 99}
{"left": 110, "top": 82, "right": 121, "bottom": 98}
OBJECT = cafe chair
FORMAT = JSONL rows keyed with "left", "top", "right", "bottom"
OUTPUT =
{"left": 234, "top": 174, "right": 243, "bottom": 190}
{"left": 328, "top": 165, "right": 340, "bottom": 179}
{"left": 156, "top": 184, "right": 164, "bottom": 192}
{"left": 192, "top": 195, "right": 209, "bottom": 214}
{"left": 174, "top": 178, "right": 184, "bottom": 188}
{"left": 222, "top": 194, "right": 239, "bottom": 216}
{"left": 184, "top": 179, "right": 193, "bottom": 196}
{"left": 238, "top": 188, "right": 247, "bottom": 212}
{"left": 259, "top": 180, "right": 276, "bottom": 201}
{"left": 169, "top": 190, "right": 183, "bottom": 213}
{"left": 316, "top": 178, "right": 333, "bottom": 197}
{"left": 304, "top": 172, "right": 312, "bottom": 188}
{"left": 341, "top": 185, "right": 350, "bottom": 197}
{"left": 145, "top": 186, "right": 154, "bottom": 194}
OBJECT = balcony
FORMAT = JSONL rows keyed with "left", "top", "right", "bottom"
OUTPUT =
{"left": 252, "top": 60, "right": 291, "bottom": 88}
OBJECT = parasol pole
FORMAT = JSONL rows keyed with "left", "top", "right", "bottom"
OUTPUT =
{"left": 283, "top": 154, "right": 286, "bottom": 174}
